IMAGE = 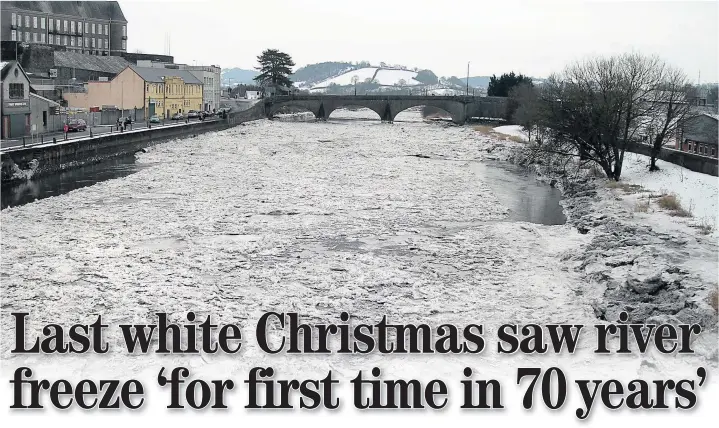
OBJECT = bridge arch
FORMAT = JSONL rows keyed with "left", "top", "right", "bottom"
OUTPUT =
{"left": 388, "top": 99, "right": 466, "bottom": 124}
{"left": 393, "top": 105, "right": 456, "bottom": 122}
{"left": 326, "top": 105, "right": 383, "bottom": 121}
{"left": 266, "top": 100, "right": 323, "bottom": 119}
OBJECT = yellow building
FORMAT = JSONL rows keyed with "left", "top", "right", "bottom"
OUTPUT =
{"left": 64, "top": 65, "right": 203, "bottom": 119}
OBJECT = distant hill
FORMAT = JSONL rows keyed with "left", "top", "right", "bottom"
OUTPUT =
{"left": 221, "top": 68, "right": 258, "bottom": 85}
{"left": 292, "top": 61, "right": 360, "bottom": 86}
{"left": 223, "top": 61, "right": 540, "bottom": 93}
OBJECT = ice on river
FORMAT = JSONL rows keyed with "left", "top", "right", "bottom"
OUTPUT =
{"left": 0, "top": 110, "right": 710, "bottom": 387}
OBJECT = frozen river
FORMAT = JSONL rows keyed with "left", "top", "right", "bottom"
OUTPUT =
{"left": 2, "top": 109, "right": 709, "bottom": 399}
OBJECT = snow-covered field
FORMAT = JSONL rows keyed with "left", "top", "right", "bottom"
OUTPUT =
{"left": 373, "top": 68, "right": 421, "bottom": 86}
{"left": 311, "top": 67, "right": 421, "bottom": 89}
{"left": 1, "top": 111, "right": 716, "bottom": 416}
{"left": 311, "top": 67, "right": 378, "bottom": 88}
{"left": 622, "top": 152, "right": 718, "bottom": 228}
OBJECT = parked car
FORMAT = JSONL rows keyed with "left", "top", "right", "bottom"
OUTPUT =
{"left": 149, "top": 115, "right": 160, "bottom": 124}
{"left": 66, "top": 119, "right": 87, "bottom": 132}
{"left": 203, "top": 110, "right": 215, "bottom": 117}
{"left": 187, "top": 110, "right": 199, "bottom": 119}
{"left": 171, "top": 113, "right": 184, "bottom": 121}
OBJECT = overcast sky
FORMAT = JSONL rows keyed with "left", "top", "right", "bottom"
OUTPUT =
{"left": 121, "top": 0, "right": 718, "bottom": 82}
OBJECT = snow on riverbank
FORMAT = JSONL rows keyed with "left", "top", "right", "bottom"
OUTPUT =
{"left": 493, "top": 125, "right": 528, "bottom": 141}
{"left": 493, "top": 125, "right": 718, "bottom": 228}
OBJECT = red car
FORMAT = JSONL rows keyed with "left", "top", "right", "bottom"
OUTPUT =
{"left": 67, "top": 119, "right": 87, "bottom": 132}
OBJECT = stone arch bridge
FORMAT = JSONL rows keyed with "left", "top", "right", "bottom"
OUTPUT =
{"left": 262, "top": 95, "right": 507, "bottom": 124}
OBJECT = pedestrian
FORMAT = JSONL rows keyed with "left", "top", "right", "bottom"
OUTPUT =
{"left": 63, "top": 123, "right": 68, "bottom": 137}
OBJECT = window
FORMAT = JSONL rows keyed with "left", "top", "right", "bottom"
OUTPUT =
{"left": 9, "top": 83, "right": 24, "bottom": 99}
{"left": 18, "top": 14, "right": 22, "bottom": 27}
{"left": 33, "top": 16, "right": 37, "bottom": 28}
{"left": 41, "top": 17, "right": 45, "bottom": 29}
{"left": 96, "top": 38, "right": 101, "bottom": 48}
{"left": 11, "top": 30, "right": 16, "bottom": 41}
{"left": 56, "top": 19, "right": 60, "bottom": 31}
{"left": 85, "top": 37, "right": 89, "bottom": 47}
{"left": 43, "top": 111, "right": 47, "bottom": 127}
{"left": 105, "top": 24, "right": 109, "bottom": 35}
{"left": 25, "top": 32, "right": 30, "bottom": 42}
{"left": 712, "top": 148, "right": 716, "bottom": 157}
{"left": 49, "top": 18, "right": 53, "bottom": 31}
{"left": 11, "top": 13, "right": 15, "bottom": 26}
{"left": 63, "top": 35, "right": 67, "bottom": 46}
{"left": 92, "top": 23, "right": 95, "bottom": 34}
{"left": 77, "top": 21, "right": 82, "bottom": 33}
{"left": 91, "top": 38, "right": 95, "bottom": 48}
{"left": 71, "top": 21, "right": 75, "bottom": 33}
{"left": 70, "top": 36, "right": 74, "bottom": 46}
{"left": 122, "top": 39, "right": 126, "bottom": 50}
{"left": 25, "top": 16, "right": 29, "bottom": 27}
{"left": 688, "top": 142, "right": 693, "bottom": 151}
{"left": 49, "top": 34, "right": 53, "bottom": 44}
{"left": 32, "top": 32, "right": 37, "bottom": 42}
{"left": 122, "top": 25, "right": 126, "bottom": 37}
{"left": 41, "top": 33, "right": 45, "bottom": 43}
{"left": 85, "top": 22, "right": 89, "bottom": 33}
{"left": 104, "top": 39, "right": 108, "bottom": 49}
{"left": 63, "top": 20, "right": 68, "bottom": 32}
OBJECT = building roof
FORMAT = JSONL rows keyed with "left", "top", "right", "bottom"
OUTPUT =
{"left": 128, "top": 66, "right": 203, "bottom": 85}
{"left": 1, "top": 1, "right": 127, "bottom": 22}
{"left": 54, "top": 51, "right": 130, "bottom": 74}
{"left": 30, "top": 92, "right": 60, "bottom": 106}
{"left": 1, "top": 60, "right": 30, "bottom": 82}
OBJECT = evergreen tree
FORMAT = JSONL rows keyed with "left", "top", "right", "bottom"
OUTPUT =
{"left": 253, "top": 49, "right": 295, "bottom": 88}
{"left": 487, "top": 72, "right": 533, "bottom": 97}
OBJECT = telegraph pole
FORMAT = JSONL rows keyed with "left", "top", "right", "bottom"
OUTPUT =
{"left": 466, "top": 61, "right": 470, "bottom": 96}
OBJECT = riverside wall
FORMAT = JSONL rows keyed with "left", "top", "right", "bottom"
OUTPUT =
{"left": 1, "top": 103, "right": 266, "bottom": 184}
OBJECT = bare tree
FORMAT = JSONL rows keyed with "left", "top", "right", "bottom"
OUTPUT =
{"left": 642, "top": 67, "right": 693, "bottom": 171}
{"left": 509, "top": 82, "right": 540, "bottom": 142}
{"left": 528, "top": 53, "right": 676, "bottom": 180}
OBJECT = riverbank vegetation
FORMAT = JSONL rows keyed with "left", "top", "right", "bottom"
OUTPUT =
{"left": 509, "top": 53, "right": 696, "bottom": 181}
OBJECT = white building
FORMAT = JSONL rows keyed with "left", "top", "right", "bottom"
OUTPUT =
{"left": 180, "top": 65, "right": 221, "bottom": 112}
{"left": 246, "top": 90, "right": 260, "bottom": 100}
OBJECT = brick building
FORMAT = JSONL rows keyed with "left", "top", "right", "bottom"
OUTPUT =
{"left": 676, "top": 113, "right": 719, "bottom": 158}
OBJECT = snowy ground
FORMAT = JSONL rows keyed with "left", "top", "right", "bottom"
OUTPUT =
{"left": 493, "top": 125, "right": 719, "bottom": 231}
{"left": 1, "top": 111, "right": 716, "bottom": 414}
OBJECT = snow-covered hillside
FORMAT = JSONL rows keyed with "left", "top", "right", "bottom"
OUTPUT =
{"left": 308, "top": 67, "right": 422, "bottom": 89}
{"left": 374, "top": 69, "right": 421, "bottom": 86}
{"left": 311, "top": 67, "right": 378, "bottom": 88}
